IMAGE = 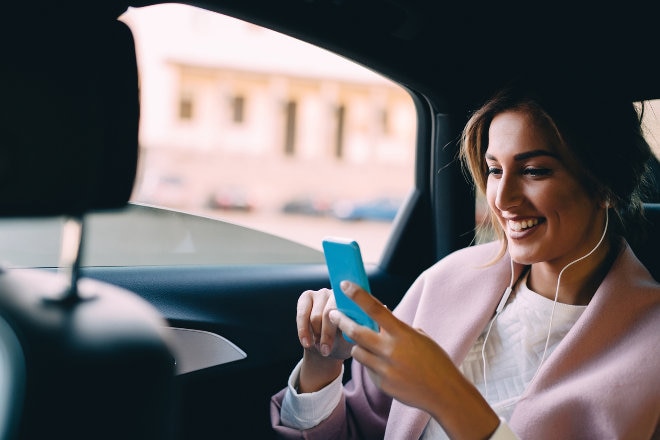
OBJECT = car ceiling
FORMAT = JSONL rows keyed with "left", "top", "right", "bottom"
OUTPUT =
{"left": 123, "top": 0, "right": 660, "bottom": 111}
{"left": 8, "top": 0, "right": 659, "bottom": 111}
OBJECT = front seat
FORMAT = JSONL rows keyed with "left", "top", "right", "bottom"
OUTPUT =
{"left": 0, "top": 4, "right": 176, "bottom": 439}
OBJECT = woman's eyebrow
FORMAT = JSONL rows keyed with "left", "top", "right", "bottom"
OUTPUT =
{"left": 485, "top": 150, "right": 559, "bottom": 161}
{"left": 513, "top": 150, "right": 559, "bottom": 161}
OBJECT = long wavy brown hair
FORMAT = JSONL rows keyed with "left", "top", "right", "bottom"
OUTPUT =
{"left": 459, "top": 81, "right": 654, "bottom": 262}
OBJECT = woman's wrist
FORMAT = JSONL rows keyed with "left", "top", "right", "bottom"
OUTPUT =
{"left": 429, "top": 372, "right": 500, "bottom": 439}
{"left": 298, "top": 349, "right": 343, "bottom": 393}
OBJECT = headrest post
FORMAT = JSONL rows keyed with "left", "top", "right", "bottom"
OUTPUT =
{"left": 57, "top": 215, "right": 85, "bottom": 303}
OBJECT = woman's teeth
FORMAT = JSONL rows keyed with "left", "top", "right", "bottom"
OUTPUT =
{"left": 509, "top": 218, "right": 539, "bottom": 231}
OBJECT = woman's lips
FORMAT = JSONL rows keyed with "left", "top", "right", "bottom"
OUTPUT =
{"left": 506, "top": 217, "right": 545, "bottom": 238}
{"left": 509, "top": 218, "right": 539, "bottom": 231}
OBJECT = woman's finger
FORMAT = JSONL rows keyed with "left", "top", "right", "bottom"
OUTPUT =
{"left": 296, "top": 290, "right": 315, "bottom": 348}
{"left": 297, "top": 288, "right": 332, "bottom": 349}
{"left": 340, "top": 281, "right": 398, "bottom": 333}
{"left": 352, "top": 346, "right": 384, "bottom": 388}
{"left": 318, "top": 294, "right": 341, "bottom": 356}
{"left": 329, "top": 308, "right": 380, "bottom": 350}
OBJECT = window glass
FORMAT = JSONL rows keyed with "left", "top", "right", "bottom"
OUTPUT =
{"left": 641, "top": 100, "right": 660, "bottom": 161}
{"left": 640, "top": 99, "right": 660, "bottom": 202}
{"left": 117, "top": 4, "right": 416, "bottom": 264}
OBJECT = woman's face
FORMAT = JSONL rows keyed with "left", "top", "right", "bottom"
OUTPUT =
{"left": 485, "top": 110, "right": 605, "bottom": 270}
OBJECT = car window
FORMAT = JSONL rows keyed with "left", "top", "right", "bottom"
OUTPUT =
{"left": 0, "top": 4, "right": 416, "bottom": 269}
{"left": 122, "top": 4, "right": 415, "bottom": 265}
{"left": 641, "top": 100, "right": 660, "bottom": 163}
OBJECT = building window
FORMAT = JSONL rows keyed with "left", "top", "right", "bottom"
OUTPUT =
{"left": 284, "top": 100, "right": 297, "bottom": 156}
{"left": 379, "top": 107, "right": 389, "bottom": 135}
{"left": 231, "top": 95, "right": 245, "bottom": 123}
{"left": 179, "top": 92, "right": 193, "bottom": 120}
{"left": 334, "top": 105, "right": 346, "bottom": 159}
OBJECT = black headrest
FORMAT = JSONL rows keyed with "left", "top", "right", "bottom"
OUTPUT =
{"left": 0, "top": 5, "right": 139, "bottom": 217}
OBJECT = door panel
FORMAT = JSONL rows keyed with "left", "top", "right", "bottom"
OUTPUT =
{"left": 82, "top": 264, "right": 415, "bottom": 438}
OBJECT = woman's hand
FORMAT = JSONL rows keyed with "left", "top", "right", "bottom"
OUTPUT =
{"left": 295, "top": 288, "right": 354, "bottom": 393}
{"left": 330, "top": 281, "right": 500, "bottom": 439}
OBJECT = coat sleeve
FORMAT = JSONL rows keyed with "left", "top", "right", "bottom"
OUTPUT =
{"left": 270, "top": 358, "right": 392, "bottom": 439}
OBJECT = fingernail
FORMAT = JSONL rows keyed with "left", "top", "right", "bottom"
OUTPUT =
{"left": 321, "top": 344, "right": 330, "bottom": 356}
{"left": 301, "top": 337, "right": 309, "bottom": 348}
{"left": 329, "top": 309, "right": 339, "bottom": 324}
{"left": 340, "top": 280, "right": 351, "bottom": 294}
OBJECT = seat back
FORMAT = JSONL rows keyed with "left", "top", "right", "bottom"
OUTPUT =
{"left": 631, "top": 203, "right": 660, "bottom": 281}
{"left": 0, "top": 271, "right": 176, "bottom": 439}
{"left": 0, "top": 315, "right": 24, "bottom": 440}
{"left": 0, "top": 4, "right": 176, "bottom": 439}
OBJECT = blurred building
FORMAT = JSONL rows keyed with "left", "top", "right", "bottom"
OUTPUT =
{"left": 121, "top": 4, "right": 416, "bottom": 211}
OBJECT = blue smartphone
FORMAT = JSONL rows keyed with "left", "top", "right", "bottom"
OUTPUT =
{"left": 322, "top": 237, "right": 379, "bottom": 341}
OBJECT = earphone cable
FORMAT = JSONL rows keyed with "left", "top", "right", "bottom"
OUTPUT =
{"left": 482, "top": 207, "right": 609, "bottom": 397}
{"left": 529, "top": 207, "right": 609, "bottom": 385}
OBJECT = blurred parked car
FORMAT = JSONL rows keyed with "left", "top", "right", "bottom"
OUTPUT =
{"left": 331, "top": 197, "right": 402, "bottom": 221}
{"left": 281, "top": 195, "right": 333, "bottom": 216}
{"left": 206, "top": 187, "right": 254, "bottom": 211}
{"left": 136, "top": 175, "right": 189, "bottom": 208}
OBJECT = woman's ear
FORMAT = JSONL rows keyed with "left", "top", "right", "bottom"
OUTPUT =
{"left": 599, "top": 191, "right": 613, "bottom": 209}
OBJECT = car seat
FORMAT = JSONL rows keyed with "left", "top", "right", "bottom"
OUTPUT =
{"left": 634, "top": 203, "right": 660, "bottom": 281}
{"left": 0, "top": 4, "right": 176, "bottom": 439}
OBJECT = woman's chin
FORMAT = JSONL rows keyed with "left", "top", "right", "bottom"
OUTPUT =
{"left": 507, "top": 245, "right": 541, "bottom": 266}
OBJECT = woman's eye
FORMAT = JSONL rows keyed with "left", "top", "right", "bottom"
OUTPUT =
{"left": 523, "top": 167, "right": 551, "bottom": 176}
{"left": 487, "top": 167, "right": 502, "bottom": 176}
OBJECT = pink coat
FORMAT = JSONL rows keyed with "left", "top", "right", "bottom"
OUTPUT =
{"left": 271, "top": 241, "right": 660, "bottom": 439}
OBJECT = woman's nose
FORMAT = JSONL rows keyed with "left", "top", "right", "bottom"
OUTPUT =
{"left": 495, "top": 174, "right": 522, "bottom": 211}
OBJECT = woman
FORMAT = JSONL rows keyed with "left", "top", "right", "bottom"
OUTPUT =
{"left": 270, "top": 82, "right": 660, "bottom": 439}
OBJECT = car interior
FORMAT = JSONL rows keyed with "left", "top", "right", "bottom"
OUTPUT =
{"left": 1, "top": 1, "right": 659, "bottom": 439}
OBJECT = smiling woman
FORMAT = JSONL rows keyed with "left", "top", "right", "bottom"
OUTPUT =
{"left": 271, "top": 80, "right": 660, "bottom": 439}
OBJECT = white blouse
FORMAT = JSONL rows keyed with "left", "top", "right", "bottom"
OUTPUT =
{"left": 423, "top": 272, "right": 586, "bottom": 438}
